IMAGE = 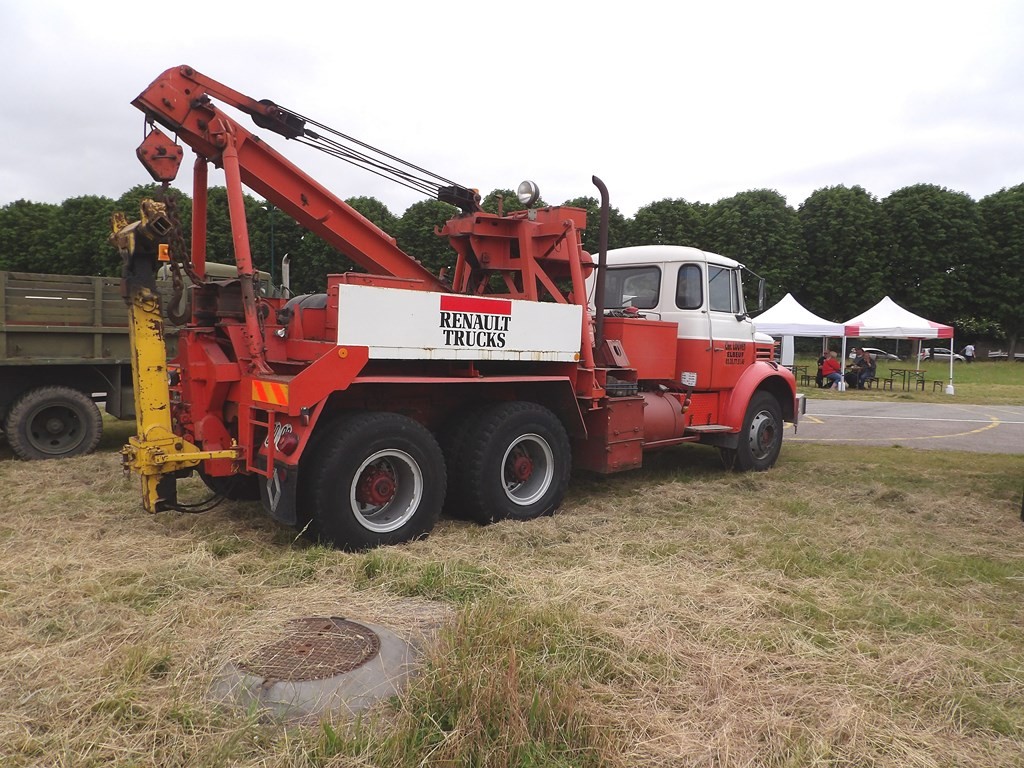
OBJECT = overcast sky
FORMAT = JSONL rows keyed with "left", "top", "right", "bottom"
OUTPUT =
{"left": 2, "top": 0, "right": 1022, "bottom": 219}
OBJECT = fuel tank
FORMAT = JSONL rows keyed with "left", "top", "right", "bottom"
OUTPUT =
{"left": 642, "top": 390, "right": 688, "bottom": 443}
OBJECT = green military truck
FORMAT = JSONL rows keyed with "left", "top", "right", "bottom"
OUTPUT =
{"left": 0, "top": 265, "right": 276, "bottom": 460}
{"left": 0, "top": 271, "right": 136, "bottom": 460}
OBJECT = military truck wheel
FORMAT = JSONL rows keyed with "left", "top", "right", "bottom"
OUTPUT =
{"left": 460, "top": 402, "right": 570, "bottom": 524}
{"left": 723, "top": 391, "right": 783, "bottom": 472}
{"left": 308, "top": 412, "right": 445, "bottom": 551}
{"left": 4, "top": 386, "right": 102, "bottom": 460}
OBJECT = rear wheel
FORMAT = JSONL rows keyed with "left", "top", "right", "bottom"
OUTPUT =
{"left": 307, "top": 412, "right": 445, "bottom": 550}
{"left": 4, "top": 386, "right": 102, "bottom": 460}
{"left": 459, "top": 402, "right": 570, "bottom": 524}
{"left": 721, "top": 391, "right": 783, "bottom": 472}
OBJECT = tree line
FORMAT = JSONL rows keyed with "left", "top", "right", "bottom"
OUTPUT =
{"left": 0, "top": 181, "right": 1021, "bottom": 352}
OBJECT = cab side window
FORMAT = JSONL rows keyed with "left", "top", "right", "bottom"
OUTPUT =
{"left": 708, "top": 266, "right": 738, "bottom": 313}
{"left": 603, "top": 267, "right": 661, "bottom": 310}
{"left": 675, "top": 264, "right": 702, "bottom": 309}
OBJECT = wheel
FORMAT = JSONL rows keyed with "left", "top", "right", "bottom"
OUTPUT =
{"left": 3, "top": 386, "right": 102, "bottom": 460}
{"left": 458, "top": 402, "right": 570, "bottom": 524}
{"left": 724, "top": 391, "right": 783, "bottom": 472}
{"left": 306, "top": 412, "right": 445, "bottom": 550}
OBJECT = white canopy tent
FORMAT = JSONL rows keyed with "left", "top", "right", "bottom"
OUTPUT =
{"left": 842, "top": 296, "right": 956, "bottom": 394}
{"left": 753, "top": 293, "right": 845, "bottom": 366}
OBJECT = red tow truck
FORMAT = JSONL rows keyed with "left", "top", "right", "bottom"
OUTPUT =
{"left": 112, "top": 66, "right": 802, "bottom": 550}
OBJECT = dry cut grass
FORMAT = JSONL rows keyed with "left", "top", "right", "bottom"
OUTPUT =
{"left": 1, "top": 441, "right": 1022, "bottom": 767}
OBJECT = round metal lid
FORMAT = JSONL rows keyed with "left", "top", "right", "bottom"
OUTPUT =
{"left": 239, "top": 617, "right": 381, "bottom": 682}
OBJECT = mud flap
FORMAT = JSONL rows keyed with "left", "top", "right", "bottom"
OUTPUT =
{"left": 259, "top": 461, "right": 300, "bottom": 526}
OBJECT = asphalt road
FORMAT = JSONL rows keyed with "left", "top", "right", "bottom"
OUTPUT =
{"left": 787, "top": 400, "right": 1024, "bottom": 454}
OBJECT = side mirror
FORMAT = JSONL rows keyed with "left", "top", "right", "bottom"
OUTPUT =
{"left": 757, "top": 278, "right": 766, "bottom": 312}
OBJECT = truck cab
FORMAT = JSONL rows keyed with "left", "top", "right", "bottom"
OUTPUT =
{"left": 591, "top": 245, "right": 775, "bottom": 391}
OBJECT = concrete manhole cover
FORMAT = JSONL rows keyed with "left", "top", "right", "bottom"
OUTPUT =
{"left": 239, "top": 617, "right": 381, "bottom": 681}
{"left": 212, "top": 617, "right": 418, "bottom": 721}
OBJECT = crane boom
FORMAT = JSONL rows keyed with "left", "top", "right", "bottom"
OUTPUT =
{"left": 132, "top": 65, "right": 448, "bottom": 290}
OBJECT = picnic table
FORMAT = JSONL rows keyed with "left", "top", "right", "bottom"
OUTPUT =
{"left": 887, "top": 367, "right": 925, "bottom": 391}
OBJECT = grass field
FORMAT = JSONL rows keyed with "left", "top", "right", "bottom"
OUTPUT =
{"left": 1, "top": 392, "right": 1023, "bottom": 766}
{"left": 795, "top": 357, "right": 1024, "bottom": 405}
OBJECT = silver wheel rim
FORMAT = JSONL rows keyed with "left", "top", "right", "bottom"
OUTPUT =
{"left": 349, "top": 449, "right": 423, "bottom": 533}
{"left": 747, "top": 410, "right": 778, "bottom": 462}
{"left": 501, "top": 433, "right": 554, "bottom": 506}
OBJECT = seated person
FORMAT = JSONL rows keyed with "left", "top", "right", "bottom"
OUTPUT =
{"left": 845, "top": 348, "right": 862, "bottom": 388}
{"left": 857, "top": 349, "right": 876, "bottom": 389}
{"left": 815, "top": 351, "right": 828, "bottom": 388}
{"left": 821, "top": 351, "right": 843, "bottom": 388}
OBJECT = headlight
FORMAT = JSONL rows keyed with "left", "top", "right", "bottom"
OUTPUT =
{"left": 516, "top": 180, "right": 540, "bottom": 207}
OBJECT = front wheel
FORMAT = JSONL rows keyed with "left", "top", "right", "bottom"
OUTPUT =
{"left": 307, "top": 412, "right": 445, "bottom": 550}
{"left": 458, "top": 402, "right": 571, "bottom": 524}
{"left": 721, "top": 391, "right": 783, "bottom": 472}
{"left": 3, "top": 386, "right": 102, "bottom": 460}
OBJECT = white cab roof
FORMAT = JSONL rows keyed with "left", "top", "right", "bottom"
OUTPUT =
{"left": 603, "top": 245, "right": 743, "bottom": 270}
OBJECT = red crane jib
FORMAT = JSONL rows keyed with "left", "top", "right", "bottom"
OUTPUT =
{"left": 131, "top": 65, "right": 447, "bottom": 290}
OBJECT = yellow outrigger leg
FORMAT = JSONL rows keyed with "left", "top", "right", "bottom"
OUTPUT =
{"left": 111, "top": 201, "right": 239, "bottom": 513}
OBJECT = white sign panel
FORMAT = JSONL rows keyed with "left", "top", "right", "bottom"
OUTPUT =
{"left": 336, "top": 285, "right": 583, "bottom": 362}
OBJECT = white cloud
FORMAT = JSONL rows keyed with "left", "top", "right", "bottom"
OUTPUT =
{"left": 1, "top": 0, "right": 1021, "bottom": 217}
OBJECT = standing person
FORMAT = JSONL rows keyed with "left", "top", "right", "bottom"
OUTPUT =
{"left": 963, "top": 343, "right": 975, "bottom": 363}
{"left": 822, "top": 350, "right": 843, "bottom": 389}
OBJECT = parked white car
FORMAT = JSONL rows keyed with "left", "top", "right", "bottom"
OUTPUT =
{"left": 848, "top": 347, "right": 902, "bottom": 361}
{"left": 919, "top": 348, "right": 966, "bottom": 362}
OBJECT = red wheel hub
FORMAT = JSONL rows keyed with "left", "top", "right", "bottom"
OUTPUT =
{"left": 511, "top": 451, "right": 533, "bottom": 482}
{"left": 357, "top": 467, "right": 396, "bottom": 506}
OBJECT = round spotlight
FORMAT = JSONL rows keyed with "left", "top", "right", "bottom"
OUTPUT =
{"left": 516, "top": 180, "right": 540, "bottom": 207}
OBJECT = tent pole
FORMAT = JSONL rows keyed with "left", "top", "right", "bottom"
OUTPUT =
{"left": 946, "top": 334, "right": 955, "bottom": 395}
{"left": 838, "top": 337, "right": 848, "bottom": 391}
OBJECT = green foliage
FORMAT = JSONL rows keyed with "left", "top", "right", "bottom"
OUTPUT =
{"left": 798, "top": 185, "right": 886, "bottom": 317}
{"left": 5, "top": 176, "right": 1024, "bottom": 345}
{"left": 393, "top": 199, "right": 458, "bottom": 276}
{"left": 561, "top": 195, "right": 630, "bottom": 254}
{"left": 882, "top": 184, "right": 985, "bottom": 321}
{"left": 0, "top": 200, "right": 59, "bottom": 272}
{"left": 480, "top": 188, "right": 548, "bottom": 215}
{"left": 977, "top": 184, "right": 1024, "bottom": 352}
{"left": 702, "top": 189, "right": 807, "bottom": 306}
{"left": 626, "top": 197, "right": 705, "bottom": 248}
{"left": 346, "top": 195, "right": 398, "bottom": 233}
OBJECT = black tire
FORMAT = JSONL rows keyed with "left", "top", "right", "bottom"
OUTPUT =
{"left": 724, "top": 391, "right": 783, "bottom": 472}
{"left": 3, "top": 386, "right": 102, "bottom": 460}
{"left": 459, "top": 402, "right": 571, "bottom": 524}
{"left": 437, "top": 403, "right": 489, "bottom": 518}
{"left": 306, "top": 412, "right": 445, "bottom": 551}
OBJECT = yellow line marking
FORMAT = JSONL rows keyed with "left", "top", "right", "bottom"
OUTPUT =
{"left": 788, "top": 414, "right": 1003, "bottom": 442}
